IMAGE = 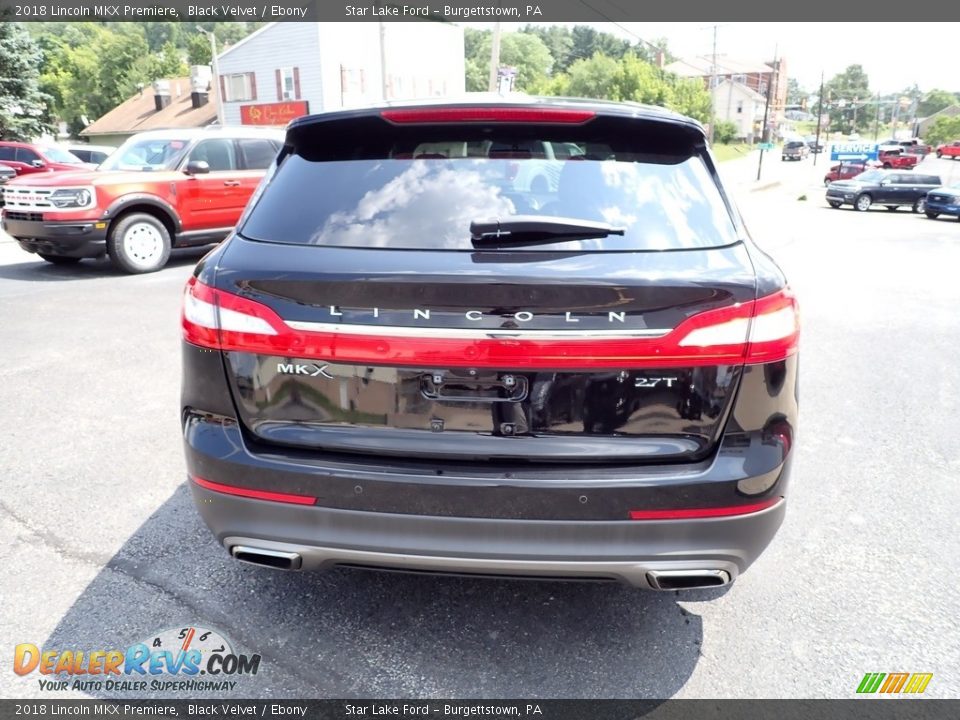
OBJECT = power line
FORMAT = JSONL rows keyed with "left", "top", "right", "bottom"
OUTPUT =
{"left": 574, "top": 0, "right": 664, "bottom": 52}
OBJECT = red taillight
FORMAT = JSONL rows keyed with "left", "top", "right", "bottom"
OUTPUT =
{"left": 380, "top": 107, "right": 596, "bottom": 124}
{"left": 182, "top": 279, "right": 799, "bottom": 370}
{"left": 628, "top": 496, "right": 782, "bottom": 520}
{"left": 191, "top": 475, "right": 316, "bottom": 506}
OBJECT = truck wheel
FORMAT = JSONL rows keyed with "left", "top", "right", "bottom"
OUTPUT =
{"left": 828, "top": 201, "right": 841, "bottom": 208}
{"left": 37, "top": 253, "right": 81, "bottom": 265}
{"left": 854, "top": 194, "right": 872, "bottom": 212}
{"left": 107, "top": 213, "right": 171, "bottom": 274}
{"left": 912, "top": 198, "right": 926, "bottom": 214}
{"left": 936, "top": 150, "right": 942, "bottom": 158}
{"left": 925, "top": 211, "right": 939, "bottom": 219}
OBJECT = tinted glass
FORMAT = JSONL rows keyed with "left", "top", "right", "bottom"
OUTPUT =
{"left": 237, "top": 139, "right": 277, "bottom": 170}
{"left": 187, "top": 139, "right": 237, "bottom": 172}
{"left": 242, "top": 135, "right": 738, "bottom": 252}
{"left": 0, "top": 146, "right": 15, "bottom": 162}
{"left": 16, "top": 148, "right": 41, "bottom": 163}
{"left": 854, "top": 170, "right": 885, "bottom": 183}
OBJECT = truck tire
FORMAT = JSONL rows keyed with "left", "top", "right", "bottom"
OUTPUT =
{"left": 854, "top": 194, "right": 872, "bottom": 212}
{"left": 828, "top": 201, "right": 842, "bottom": 208}
{"left": 912, "top": 198, "right": 926, "bottom": 214}
{"left": 107, "top": 212, "right": 172, "bottom": 274}
{"left": 936, "top": 150, "right": 942, "bottom": 158}
{"left": 925, "top": 211, "right": 939, "bottom": 219}
{"left": 37, "top": 253, "right": 81, "bottom": 265}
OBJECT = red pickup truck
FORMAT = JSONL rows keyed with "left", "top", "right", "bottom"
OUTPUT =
{"left": 936, "top": 141, "right": 960, "bottom": 159}
{"left": 1, "top": 127, "right": 282, "bottom": 273}
{"left": 876, "top": 147, "right": 918, "bottom": 169}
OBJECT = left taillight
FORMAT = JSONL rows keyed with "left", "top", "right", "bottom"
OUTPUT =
{"left": 182, "top": 277, "right": 284, "bottom": 351}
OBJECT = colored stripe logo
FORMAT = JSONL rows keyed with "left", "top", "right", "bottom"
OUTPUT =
{"left": 857, "top": 672, "right": 932, "bottom": 694}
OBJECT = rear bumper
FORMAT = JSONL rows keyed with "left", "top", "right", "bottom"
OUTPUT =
{"left": 191, "top": 482, "right": 784, "bottom": 588}
{"left": 184, "top": 410, "right": 791, "bottom": 586}
{"left": 3, "top": 216, "right": 108, "bottom": 258}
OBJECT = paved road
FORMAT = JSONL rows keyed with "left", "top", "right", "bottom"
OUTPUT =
{"left": 1, "top": 163, "right": 959, "bottom": 700}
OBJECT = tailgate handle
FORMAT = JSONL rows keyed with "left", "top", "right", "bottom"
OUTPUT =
{"left": 420, "top": 374, "right": 528, "bottom": 403}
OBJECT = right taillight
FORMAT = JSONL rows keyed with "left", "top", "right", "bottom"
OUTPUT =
{"left": 675, "top": 287, "right": 799, "bottom": 364}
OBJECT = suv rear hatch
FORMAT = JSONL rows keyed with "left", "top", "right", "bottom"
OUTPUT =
{"left": 184, "top": 104, "right": 796, "bottom": 464}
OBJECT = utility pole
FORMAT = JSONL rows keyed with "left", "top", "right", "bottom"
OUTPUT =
{"left": 708, "top": 24, "right": 718, "bottom": 143}
{"left": 198, "top": 27, "right": 224, "bottom": 126}
{"left": 379, "top": 22, "right": 389, "bottom": 101}
{"left": 813, "top": 70, "right": 824, "bottom": 167}
{"left": 873, "top": 92, "right": 881, "bottom": 141}
{"left": 756, "top": 44, "right": 777, "bottom": 182}
{"left": 487, "top": 22, "right": 502, "bottom": 93}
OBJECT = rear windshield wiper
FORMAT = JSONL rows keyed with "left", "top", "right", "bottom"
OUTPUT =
{"left": 470, "top": 215, "right": 626, "bottom": 247}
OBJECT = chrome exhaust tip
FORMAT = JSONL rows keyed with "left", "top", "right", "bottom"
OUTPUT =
{"left": 646, "top": 569, "right": 732, "bottom": 591}
{"left": 231, "top": 545, "right": 302, "bottom": 571}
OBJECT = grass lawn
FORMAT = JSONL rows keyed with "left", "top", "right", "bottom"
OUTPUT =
{"left": 712, "top": 144, "right": 755, "bottom": 162}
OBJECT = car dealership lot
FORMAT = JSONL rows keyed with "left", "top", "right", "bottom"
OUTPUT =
{"left": 1, "top": 165, "right": 959, "bottom": 700}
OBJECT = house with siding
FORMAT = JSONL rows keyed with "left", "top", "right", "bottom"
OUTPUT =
{"left": 215, "top": 22, "right": 466, "bottom": 127}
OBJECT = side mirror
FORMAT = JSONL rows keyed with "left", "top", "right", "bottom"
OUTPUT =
{"left": 31, "top": 159, "right": 45, "bottom": 168}
{"left": 184, "top": 160, "right": 210, "bottom": 175}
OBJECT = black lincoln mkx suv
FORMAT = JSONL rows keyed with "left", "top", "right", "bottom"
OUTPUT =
{"left": 181, "top": 98, "right": 799, "bottom": 591}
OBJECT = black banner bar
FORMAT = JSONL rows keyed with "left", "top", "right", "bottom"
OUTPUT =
{"left": 0, "top": 700, "right": 954, "bottom": 720}
{"left": 0, "top": 0, "right": 957, "bottom": 22}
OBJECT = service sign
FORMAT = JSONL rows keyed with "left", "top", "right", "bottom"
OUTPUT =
{"left": 830, "top": 142, "right": 879, "bottom": 162}
{"left": 239, "top": 101, "right": 309, "bottom": 126}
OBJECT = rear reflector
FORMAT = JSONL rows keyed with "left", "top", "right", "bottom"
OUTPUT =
{"left": 629, "top": 496, "right": 782, "bottom": 520}
{"left": 380, "top": 107, "right": 596, "bottom": 124}
{"left": 182, "top": 278, "right": 799, "bottom": 369}
{"left": 191, "top": 475, "right": 317, "bottom": 506}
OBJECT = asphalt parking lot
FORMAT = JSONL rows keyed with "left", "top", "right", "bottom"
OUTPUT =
{"left": 1, "top": 151, "right": 959, "bottom": 700}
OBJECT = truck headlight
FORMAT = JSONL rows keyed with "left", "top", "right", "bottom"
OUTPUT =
{"left": 49, "top": 188, "right": 93, "bottom": 209}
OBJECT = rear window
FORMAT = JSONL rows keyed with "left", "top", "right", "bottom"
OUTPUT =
{"left": 241, "top": 122, "right": 738, "bottom": 252}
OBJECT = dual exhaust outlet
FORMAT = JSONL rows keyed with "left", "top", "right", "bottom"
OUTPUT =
{"left": 231, "top": 545, "right": 733, "bottom": 590}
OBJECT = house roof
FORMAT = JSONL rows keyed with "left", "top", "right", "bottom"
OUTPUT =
{"left": 217, "top": 22, "right": 278, "bottom": 61}
{"left": 712, "top": 79, "right": 767, "bottom": 103}
{"left": 81, "top": 77, "right": 217, "bottom": 137}
{"left": 666, "top": 55, "right": 774, "bottom": 78}
{"left": 918, "top": 104, "right": 960, "bottom": 123}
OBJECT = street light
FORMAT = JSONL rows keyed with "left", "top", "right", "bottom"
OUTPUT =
{"left": 197, "top": 27, "right": 225, "bottom": 126}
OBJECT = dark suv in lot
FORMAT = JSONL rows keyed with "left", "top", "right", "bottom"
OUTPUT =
{"left": 181, "top": 99, "right": 799, "bottom": 591}
{"left": 826, "top": 170, "right": 942, "bottom": 212}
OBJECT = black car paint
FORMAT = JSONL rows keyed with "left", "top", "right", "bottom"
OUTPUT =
{"left": 181, "top": 99, "right": 798, "bottom": 585}
{"left": 826, "top": 170, "right": 942, "bottom": 210}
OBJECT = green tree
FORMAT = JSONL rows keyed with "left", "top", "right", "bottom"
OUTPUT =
{"left": 564, "top": 53, "right": 621, "bottom": 100}
{"left": 521, "top": 24, "right": 573, "bottom": 74}
{"left": 668, "top": 76, "right": 712, "bottom": 124}
{"left": 615, "top": 53, "right": 671, "bottom": 106}
{"left": 569, "top": 25, "right": 631, "bottom": 65}
{"left": 825, "top": 65, "right": 871, "bottom": 132}
{"left": 186, "top": 33, "right": 211, "bottom": 66}
{"left": 499, "top": 33, "right": 552, "bottom": 91}
{"left": 786, "top": 78, "right": 806, "bottom": 106}
{"left": 462, "top": 29, "right": 553, "bottom": 92}
{"left": 0, "top": 21, "right": 52, "bottom": 140}
{"left": 924, "top": 116, "right": 960, "bottom": 146}
{"left": 917, "top": 89, "right": 959, "bottom": 118}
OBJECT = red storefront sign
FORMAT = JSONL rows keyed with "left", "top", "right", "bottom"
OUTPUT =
{"left": 240, "top": 101, "right": 309, "bottom": 126}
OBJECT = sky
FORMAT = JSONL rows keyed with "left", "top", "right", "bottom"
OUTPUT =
{"left": 479, "top": 22, "right": 957, "bottom": 96}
